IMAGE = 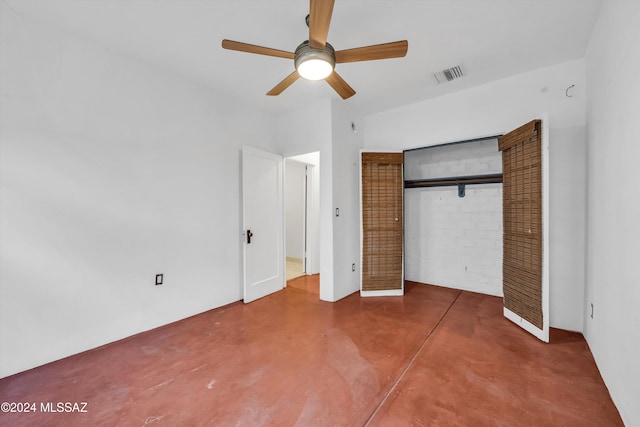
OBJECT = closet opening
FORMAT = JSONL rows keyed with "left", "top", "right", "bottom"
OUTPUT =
{"left": 400, "top": 118, "right": 549, "bottom": 342}
{"left": 403, "top": 135, "right": 504, "bottom": 297}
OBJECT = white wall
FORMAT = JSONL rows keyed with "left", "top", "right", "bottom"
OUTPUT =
{"left": 405, "top": 186, "right": 503, "bottom": 296}
{"left": 364, "top": 59, "right": 587, "bottom": 150}
{"left": 0, "top": 7, "right": 276, "bottom": 377}
{"left": 549, "top": 126, "right": 586, "bottom": 331}
{"left": 584, "top": 2, "right": 640, "bottom": 425}
{"left": 330, "top": 100, "right": 364, "bottom": 301}
{"left": 364, "top": 59, "right": 587, "bottom": 332}
{"left": 284, "top": 159, "right": 306, "bottom": 260}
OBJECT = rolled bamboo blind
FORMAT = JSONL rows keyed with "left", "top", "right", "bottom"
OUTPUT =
{"left": 361, "top": 152, "right": 404, "bottom": 291}
{"left": 499, "top": 120, "right": 543, "bottom": 329}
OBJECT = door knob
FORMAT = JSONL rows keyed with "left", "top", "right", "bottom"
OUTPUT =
{"left": 246, "top": 229, "right": 254, "bottom": 244}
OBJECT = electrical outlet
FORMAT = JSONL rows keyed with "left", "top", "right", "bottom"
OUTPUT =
{"left": 352, "top": 263, "right": 356, "bottom": 272}
{"left": 155, "top": 274, "right": 163, "bottom": 286}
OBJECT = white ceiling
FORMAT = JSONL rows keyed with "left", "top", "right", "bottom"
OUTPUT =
{"left": 4, "top": 0, "right": 602, "bottom": 115}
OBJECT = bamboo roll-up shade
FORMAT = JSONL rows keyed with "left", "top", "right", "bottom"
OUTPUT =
{"left": 361, "top": 152, "right": 404, "bottom": 291}
{"left": 499, "top": 120, "right": 543, "bottom": 329}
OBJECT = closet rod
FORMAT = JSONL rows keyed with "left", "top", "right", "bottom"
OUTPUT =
{"left": 404, "top": 173, "right": 502, "bottom": 188}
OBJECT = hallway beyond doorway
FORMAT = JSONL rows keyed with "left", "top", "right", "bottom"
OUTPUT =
{"left": 286, "top": 257, "right": 304, "bottom": 281}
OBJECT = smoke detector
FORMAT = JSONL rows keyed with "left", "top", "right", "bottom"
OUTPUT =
{"left": 434, "top": 65, "right": 465, "bottom": 84}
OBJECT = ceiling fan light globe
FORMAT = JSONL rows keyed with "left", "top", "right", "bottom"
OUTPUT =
{"left": 297, "top": 59, "right": 334, "bottom": 80}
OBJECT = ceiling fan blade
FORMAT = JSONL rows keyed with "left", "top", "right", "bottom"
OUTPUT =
{"left": 325, "top": 71, "right": 356, "bottom": 100}
{"left": 335, "top": 40, "right": 408, "bottom": 63}
{"left": 267, "top": 71, "right": 300, "bottom": 96}
{"left": 222, "top": 39, "right": 295, "bottom": 59}
{"left": 308, "top": 0, "right": 335, "bottom": 49}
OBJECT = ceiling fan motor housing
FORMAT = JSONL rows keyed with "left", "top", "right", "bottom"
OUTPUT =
{"left": 295, "top": 41, "right": 336, "bottom": 80}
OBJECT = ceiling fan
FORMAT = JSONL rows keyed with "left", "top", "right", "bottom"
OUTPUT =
{"left": 221, "top": 0, "right": 408, "bottom": 100}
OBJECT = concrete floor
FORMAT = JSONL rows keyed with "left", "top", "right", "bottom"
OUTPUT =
{"left": 0, "top": 277, "right": 623, "bottom": 426}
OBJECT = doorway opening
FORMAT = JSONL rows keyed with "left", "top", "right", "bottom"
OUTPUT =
{"left": 284, "top": 152, "right": 320, "bottom": 290}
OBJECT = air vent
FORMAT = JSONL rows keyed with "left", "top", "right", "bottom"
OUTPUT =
{"left": 434, "top": 65, "right": 465, "bottom": 84}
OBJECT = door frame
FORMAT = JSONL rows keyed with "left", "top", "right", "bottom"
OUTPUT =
{"left": 303, "top": 163, "right": 319, "bottom": 274}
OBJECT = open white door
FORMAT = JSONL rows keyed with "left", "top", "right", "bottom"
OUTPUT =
{"left": 242, "top": 146, "right": 284, "bottom": 303}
